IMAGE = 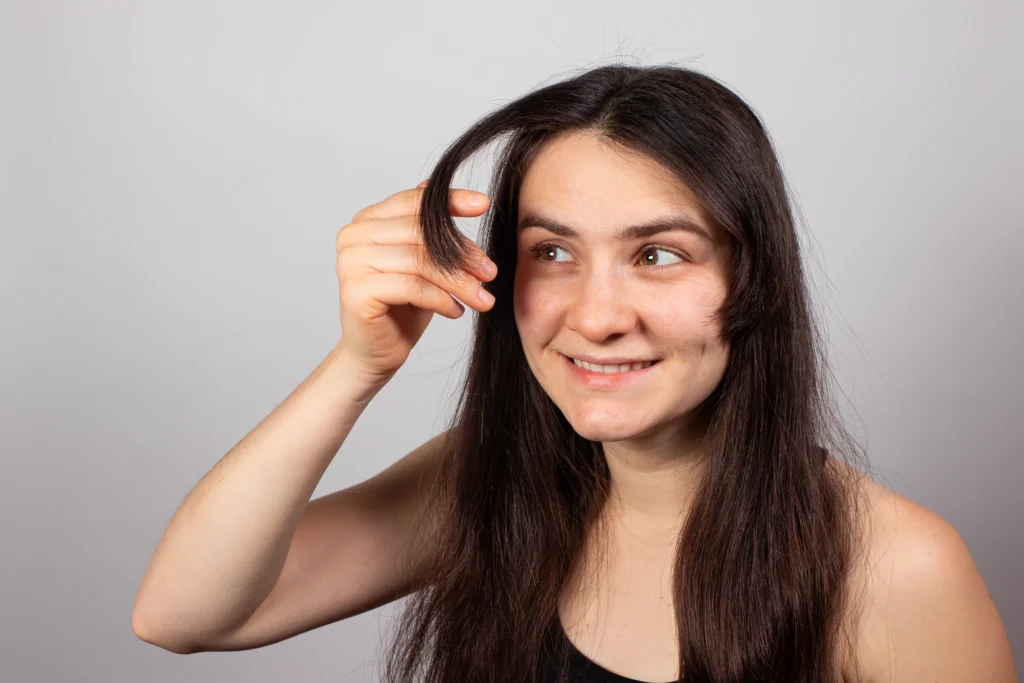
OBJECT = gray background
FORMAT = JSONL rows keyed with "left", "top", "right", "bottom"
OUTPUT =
{"left": 1, "top": 1, "right": 1020, "bottom": 681}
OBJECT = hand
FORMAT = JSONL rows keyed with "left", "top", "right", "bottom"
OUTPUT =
{"left": 332, "top": 180, "right": 497, "bottom": 385}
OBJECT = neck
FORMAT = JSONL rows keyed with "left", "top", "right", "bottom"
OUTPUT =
{"left": 600, "top": 416, "right": 711, "bottom": 542}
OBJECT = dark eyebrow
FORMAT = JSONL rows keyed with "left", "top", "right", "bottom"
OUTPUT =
{"left": 516, "top": 209, "right": 713, "bottom": 243}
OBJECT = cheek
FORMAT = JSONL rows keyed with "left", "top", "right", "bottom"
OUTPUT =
{"left": 653, "top": 304, "right": 704, "bottom": 346}
{"left": 513, "top": 272, "right": 564, "bottom": 336}
{"left": 645, "top": 291, "right": 726, "bottom": 351}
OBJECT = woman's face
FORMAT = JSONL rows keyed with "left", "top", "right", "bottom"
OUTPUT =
{"left": 513, "top": 132, "right": 732, "bottom": 445}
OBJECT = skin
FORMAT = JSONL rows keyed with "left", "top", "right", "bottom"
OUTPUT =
{"left": 510, "top": 132, "right": 1019, "bottom": 682}
{"left": 514, "top": 131, "right": 731, "bottom": 538}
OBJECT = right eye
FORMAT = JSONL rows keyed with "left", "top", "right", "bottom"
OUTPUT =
{"left": 529, "top": 243, "right": 571, "bottom": 263}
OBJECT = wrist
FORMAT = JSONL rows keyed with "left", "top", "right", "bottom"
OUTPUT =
{"left": 325, "top": 344, "right": 393, "bottom": 400}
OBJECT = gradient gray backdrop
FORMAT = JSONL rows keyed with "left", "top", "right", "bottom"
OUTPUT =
{"left": 1, "top": 1, "right": 1020, "bottom": 681}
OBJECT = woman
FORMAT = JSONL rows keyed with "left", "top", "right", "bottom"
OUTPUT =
{"left": 132, "top": 64, "right": 1017, "bottom": 682}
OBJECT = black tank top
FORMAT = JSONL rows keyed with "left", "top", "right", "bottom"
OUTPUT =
{"left": 539, "top": 618, "right": 679, "bottom": 683}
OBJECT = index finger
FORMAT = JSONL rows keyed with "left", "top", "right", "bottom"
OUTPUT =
{"left": 351, "top": 185, "right": 489, "bottom": 224}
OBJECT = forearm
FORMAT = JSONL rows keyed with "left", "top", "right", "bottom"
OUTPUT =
{"left": 131, "top": 344, "right": 384, "bottom": 649}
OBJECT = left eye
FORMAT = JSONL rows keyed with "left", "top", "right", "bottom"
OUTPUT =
{"left": 637, "top": 246, "right": 684, "bottom": 267}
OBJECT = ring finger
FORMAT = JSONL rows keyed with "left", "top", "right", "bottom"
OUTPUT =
{"left": 343, "top": 243, "right": 495, "bottom": 312}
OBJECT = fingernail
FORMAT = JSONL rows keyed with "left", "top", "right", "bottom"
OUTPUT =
{"left": 479, "top": 288, "right": 495, "bottom": 305}
{"left": 466, "top": 192, "right": 488, "bottom": 207}
{"left": 481, "top": 257, "right": 497, "bottom": 275}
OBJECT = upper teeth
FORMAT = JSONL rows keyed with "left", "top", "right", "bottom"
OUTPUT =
{"left": 572, "top": 358, "right": 656, "bottom": 373}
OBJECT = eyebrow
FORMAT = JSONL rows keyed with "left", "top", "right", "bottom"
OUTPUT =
{"left": 516, "top": 209, "right": 714, "bottom": 243}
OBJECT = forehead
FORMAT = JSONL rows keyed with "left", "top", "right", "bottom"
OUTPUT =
{"left": 517, "top": 133, "right": 716, "bottom": 236}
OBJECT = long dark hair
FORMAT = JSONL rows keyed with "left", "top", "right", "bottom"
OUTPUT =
{"left": 379, "top": 62, "right": 874, "bottom": 683}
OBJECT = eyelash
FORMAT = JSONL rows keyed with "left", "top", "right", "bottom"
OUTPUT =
{"left": 527, "top": 242, "right": 688, "bottom": 270}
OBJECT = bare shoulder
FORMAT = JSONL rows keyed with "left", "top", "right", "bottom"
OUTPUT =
{"left": 849, "top": 474, "right": 1018, "bottom": 682}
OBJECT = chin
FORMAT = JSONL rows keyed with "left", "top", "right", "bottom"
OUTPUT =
{"left": 561, "top": 408, "right": 649, "bottom": 443}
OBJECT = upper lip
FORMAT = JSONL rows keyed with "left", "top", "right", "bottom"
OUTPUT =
{"left": 563, "top": 353, "right": 661, "bottom": 365}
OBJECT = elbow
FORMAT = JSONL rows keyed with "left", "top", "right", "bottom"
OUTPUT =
{"left": 131, "top": 607, "right": 200, "bottom": 655}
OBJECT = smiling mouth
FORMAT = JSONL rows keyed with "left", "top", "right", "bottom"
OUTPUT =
{"left": 562, "top": 354, "right": 662, "bottom": 374}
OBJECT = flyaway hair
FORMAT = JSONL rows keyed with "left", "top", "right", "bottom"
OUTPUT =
{"left": 377, "top": 62, "right": 875, "bottom": 683}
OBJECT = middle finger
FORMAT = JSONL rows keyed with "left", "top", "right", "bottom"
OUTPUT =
{"left": 337, "top": 217, "right": 497, "bottom": 282}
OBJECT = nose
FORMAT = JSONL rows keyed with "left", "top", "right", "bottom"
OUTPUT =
{"left": 564, "top": 265, "right": 640, "bottom": 344}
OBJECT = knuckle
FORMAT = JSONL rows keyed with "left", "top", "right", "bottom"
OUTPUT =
{"left": 336, "top": 221, "right": 366, "bottom": 252}
{"left": 402, "top": 216, "right": 425, "bottom": 242}
{"left": 411, "top": 245, "right": 431, "bottom": 272}
{"left": 339, "top": 280, "right": 360, "bottom": 309}
{"left": 335, "top": 225, "right": 352, "bottom": 252}
{"left": 335, "top": 245, "right": 354, "bottom": 274}
{"left": 337, "top": 246, "right": 372, "bottom": 283}
{"left": 418, "top": 276, "right": 441, "bottom": 306}
{"left": 395, "top": 271, "right": 414, "bottom": 291}
{"left": 411, "top": 273, "right": 430, "bottom": 299}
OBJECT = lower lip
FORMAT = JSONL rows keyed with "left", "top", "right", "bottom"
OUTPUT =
{"left": 561, "top": 353, "right": 661, "bottom": 388}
